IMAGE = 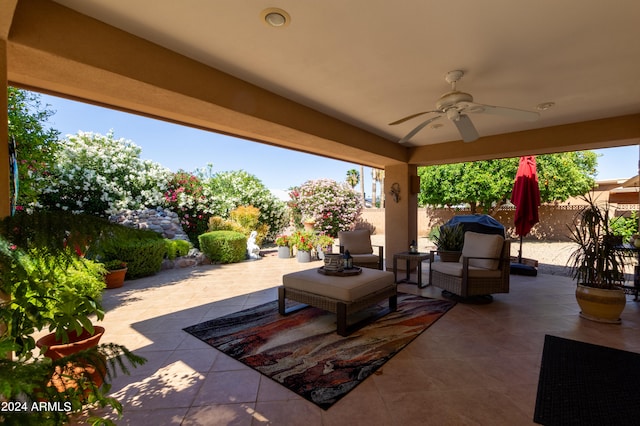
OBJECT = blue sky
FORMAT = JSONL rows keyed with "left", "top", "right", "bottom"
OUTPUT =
{"left": 39, "top": 94, "right": 638, "bottom": 199}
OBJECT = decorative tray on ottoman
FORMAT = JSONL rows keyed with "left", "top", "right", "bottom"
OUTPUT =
{"left": 317, "top": 266, "right": 362, "bottom": 276}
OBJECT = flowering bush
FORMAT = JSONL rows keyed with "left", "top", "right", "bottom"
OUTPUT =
{"left": 275, "top": 235, "right": 290, "bottom": 247}
{"left": 163, "top": 167, "right": 288, "bottom": 245}
{"left": 36, "top": 131, "right": 172, "bottom": 216}
{"left": 290, "top": 230, "right": 315, "bottom": 252}
{"left": 289, "top": 179, "right": 363, "bottom": 237}
{"left": 163, "top": 171, "right": 211, "bottom": 243}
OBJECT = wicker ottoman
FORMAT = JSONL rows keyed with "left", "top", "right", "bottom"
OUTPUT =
{"left": 279, "top": 267, "right": 397, "bottom": 336}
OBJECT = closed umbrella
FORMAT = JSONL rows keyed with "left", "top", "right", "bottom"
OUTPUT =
{"left": 510, "top": 156, "right": 541, "bottom": 274}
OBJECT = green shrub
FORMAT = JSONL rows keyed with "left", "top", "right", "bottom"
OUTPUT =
{"left": 610, "top": 211, "right": 639, "bottom": 241}
{"left": 208, "top": 216, "right": 241, "bottom": 232}
{"left": 165, "top": 239, "right": 192, "bottom": 260}
{"left": 96, "top": 228, "right": 167, "bottom": 279}
{"left": 199, "top": 231, "right": 247, "bottom": 263}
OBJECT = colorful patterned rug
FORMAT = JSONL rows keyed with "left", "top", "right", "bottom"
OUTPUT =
{"left": 183, "top": 293, "right": 455, "bottom": 409}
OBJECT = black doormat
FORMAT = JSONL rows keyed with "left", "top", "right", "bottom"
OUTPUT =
{"left": 534, "top": 335, "right": 640, "bottom": 425}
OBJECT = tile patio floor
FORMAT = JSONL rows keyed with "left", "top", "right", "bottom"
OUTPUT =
{"left": 86, "top": 249, "right": 640, "bottom": 425}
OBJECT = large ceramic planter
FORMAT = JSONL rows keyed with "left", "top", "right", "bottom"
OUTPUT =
{"left": 277, "top": 246, "right": 291, "bottom": 259}
{"left": 297, "top": 250, "right": 312, "bottom": 263}
{"left": 105, "top": 268, "right": 127, "bottom": 289}
{"left": 575, "top": 284, "right": 626, "bottom": 324}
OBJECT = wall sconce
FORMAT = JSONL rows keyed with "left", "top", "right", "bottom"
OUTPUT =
{"left": 390, "top": 183, "right": 401, "bottom": 203}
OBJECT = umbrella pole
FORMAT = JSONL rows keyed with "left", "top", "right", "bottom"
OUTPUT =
{"left": 518, "top": 234, "right": 523, "bottom": 263}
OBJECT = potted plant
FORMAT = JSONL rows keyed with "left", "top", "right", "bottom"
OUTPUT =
{"left": 0, "top": 211, "right": 146, "bottom": 424}
{"left": 314, "top": 233, "right": 335, "bottom": 260}
{"left": 567, "top": 195, "right": 628, "bottom": 323}
{"left": 274, "top": 235, "right": 291, "bottom": 259}
{"left": 302, "top": 216, "right": 316, "bottom": 232}
{"left": 433, "top": 223, "right": 464, "bottom": 262}
{"left": 291, "top": 230, "right": 315, "bottom": 263}
{"left": 102, "top": 259, "right": 128, "bottom": 289}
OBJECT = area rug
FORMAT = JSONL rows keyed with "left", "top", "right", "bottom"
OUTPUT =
{"left": 183, "top": 293, "right": 455, "bottom": 409}
{"left": 534, "top": 334, "right": 640, "bottom": 425}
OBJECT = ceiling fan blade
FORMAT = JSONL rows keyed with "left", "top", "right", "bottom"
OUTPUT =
{"left": 389, "top": 111, "right": 438, "bottom": 126}
{"left": 460, "top": 102, "right": 540, "bottom": 122}
{"left": 398, "top": 115, "right": 443, "bottom": 144}
{"left": 453, "top": 114, "right": 479, "bottom": 143}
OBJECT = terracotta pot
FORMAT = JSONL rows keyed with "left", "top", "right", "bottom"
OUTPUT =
{"left": 36, "top": 326, "right": 106, "bottom": 396}
{"left": 575, "top": 284, "right": 626, "bottom": 324}
{"left": 36, "top": 326, "right": 105, "bottom": 360}
{"left": 105, "top": 267, "right": 127, "bottom": 289}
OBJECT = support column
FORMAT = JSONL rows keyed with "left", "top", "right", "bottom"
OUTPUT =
{"left": 384, "top": 164, "right": 419, "bottom": 270}
{"left": 0, "top": 39, "right": 9, "bottom": 218}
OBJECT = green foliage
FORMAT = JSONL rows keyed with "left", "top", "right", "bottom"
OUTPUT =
{"left": 418, "top": 152, "right": 597, "bottom": 214}
{"left": 229, "top": 205, "right": 269, "bottom": 245}
{"left": 289, "top": 230, "right": 316, "bottom": 251}
{"left": 7, "top": 87, "right": 61, "bottom": 208}
{"left": 0, "top": 210, "right": 146, "bottom": 424}
{"left": 346, "top": 169, "right": 360, "bottom": 188}
{"left": 164, "top": 168, "right": 288, "bottom": 245}
{"left": 198, "top": 231, "right": 247, "bottom": 263}
{"left": 98, "top": 230, "right": 166, "bottom": 279}
{"left": 164, "top": 239, "right": 192, "bottom": 260}
{"left": 567, "top": 194, "right": 626, "bottom": 289}
{"left": 0, "top": 343, "right": 146, "bottom": 426}
{"left": 610, "top": 212, "right": 639, "bottom": 242}
{"left": 200, "top": 169, "right": 288, "bottom": 241}
{"left": 433, "top": 223, "right": 464, "bottom": 251}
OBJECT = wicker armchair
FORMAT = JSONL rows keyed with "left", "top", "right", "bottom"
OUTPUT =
{"left": 338, "top": 229, "right": 384, "bottom": 270}
{"left": 429, "top": 231, "right": 510, "bottom": 299}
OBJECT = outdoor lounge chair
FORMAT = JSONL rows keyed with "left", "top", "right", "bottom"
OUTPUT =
{"left": 429, "top": 231, "right": 510, "bottom": 300}
{"left": 338, "top": 229, "right": 384, "bottom": 270}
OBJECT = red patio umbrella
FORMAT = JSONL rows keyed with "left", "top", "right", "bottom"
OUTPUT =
{"left": 511, "top": 156, "right": 541, "bottom": 263}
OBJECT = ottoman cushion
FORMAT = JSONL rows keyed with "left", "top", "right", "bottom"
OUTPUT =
{"left": 282, "top": 268, "right": 394, "bottom": 302}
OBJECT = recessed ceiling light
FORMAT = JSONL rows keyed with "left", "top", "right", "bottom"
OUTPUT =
{"left": 536, "top": 101, "right": 555, "bottom": 111}
{"left": 261, "top": 8, "right": 291, "bottom": 28}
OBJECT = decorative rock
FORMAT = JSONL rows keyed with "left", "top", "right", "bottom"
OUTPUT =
{"left": 109, "top": 207, "right": 190, "bottom": 241}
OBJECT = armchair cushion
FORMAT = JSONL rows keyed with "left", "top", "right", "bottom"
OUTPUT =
{"left": 338, "top": 229, "right": 373, "bottom": 254}
{"left": 431, "top": 261, "right": 503, "bottom": 278}
{"left": 460, "top": 232, "right": 504, "bottom": 270}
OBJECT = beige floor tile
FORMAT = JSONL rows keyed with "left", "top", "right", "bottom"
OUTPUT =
{"left": 94, "top": 251, "right": 640, "bottom": 425}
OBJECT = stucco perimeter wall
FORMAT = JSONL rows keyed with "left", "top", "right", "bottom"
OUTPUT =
{"left": 360, "top": 205, "right": 635, "bottom": 242}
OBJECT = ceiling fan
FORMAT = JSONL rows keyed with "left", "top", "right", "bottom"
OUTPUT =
{"left": 389, "top": 70, "right": 540, "bottom": 143}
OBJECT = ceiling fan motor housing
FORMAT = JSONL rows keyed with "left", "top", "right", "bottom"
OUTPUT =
{"left": 436, "top": 90, "right": 474, "bottom": 112}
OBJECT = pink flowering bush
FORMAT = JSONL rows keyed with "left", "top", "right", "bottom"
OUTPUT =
{"left": 289, "top": 179, "right": 363, "bottom": 237}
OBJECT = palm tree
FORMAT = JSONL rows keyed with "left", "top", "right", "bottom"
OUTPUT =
{"left": 372, "top": 168, "right": 384, "bottom": 208}
{"left": 360, "top": 165, "right": 365, "bottom": 206}
{"left": 346, "top": 169, "right": 359, "bottom": 189}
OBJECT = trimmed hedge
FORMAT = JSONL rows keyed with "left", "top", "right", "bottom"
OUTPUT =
{"left": 98, "top": 228, "right": 167, "bottom": 279}
{"left": 199, "top": 231, "right": 247, "bottom": 264}
{"left": 165, "top": 239, "right": 192, "bottom": 260}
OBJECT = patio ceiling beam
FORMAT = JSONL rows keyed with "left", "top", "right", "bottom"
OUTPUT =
{"left": 6, "top": 0, "right": 406, "bottom": 168}
{"left": 409, "top": 114, "right": 640, "bottom": 166}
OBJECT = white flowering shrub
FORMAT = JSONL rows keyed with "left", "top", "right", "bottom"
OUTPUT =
{"left": 36, "top": 131, "right": 172, "bottom": 216}
{"left": 290, "top": 178, "right": 363, "bottom": 237}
